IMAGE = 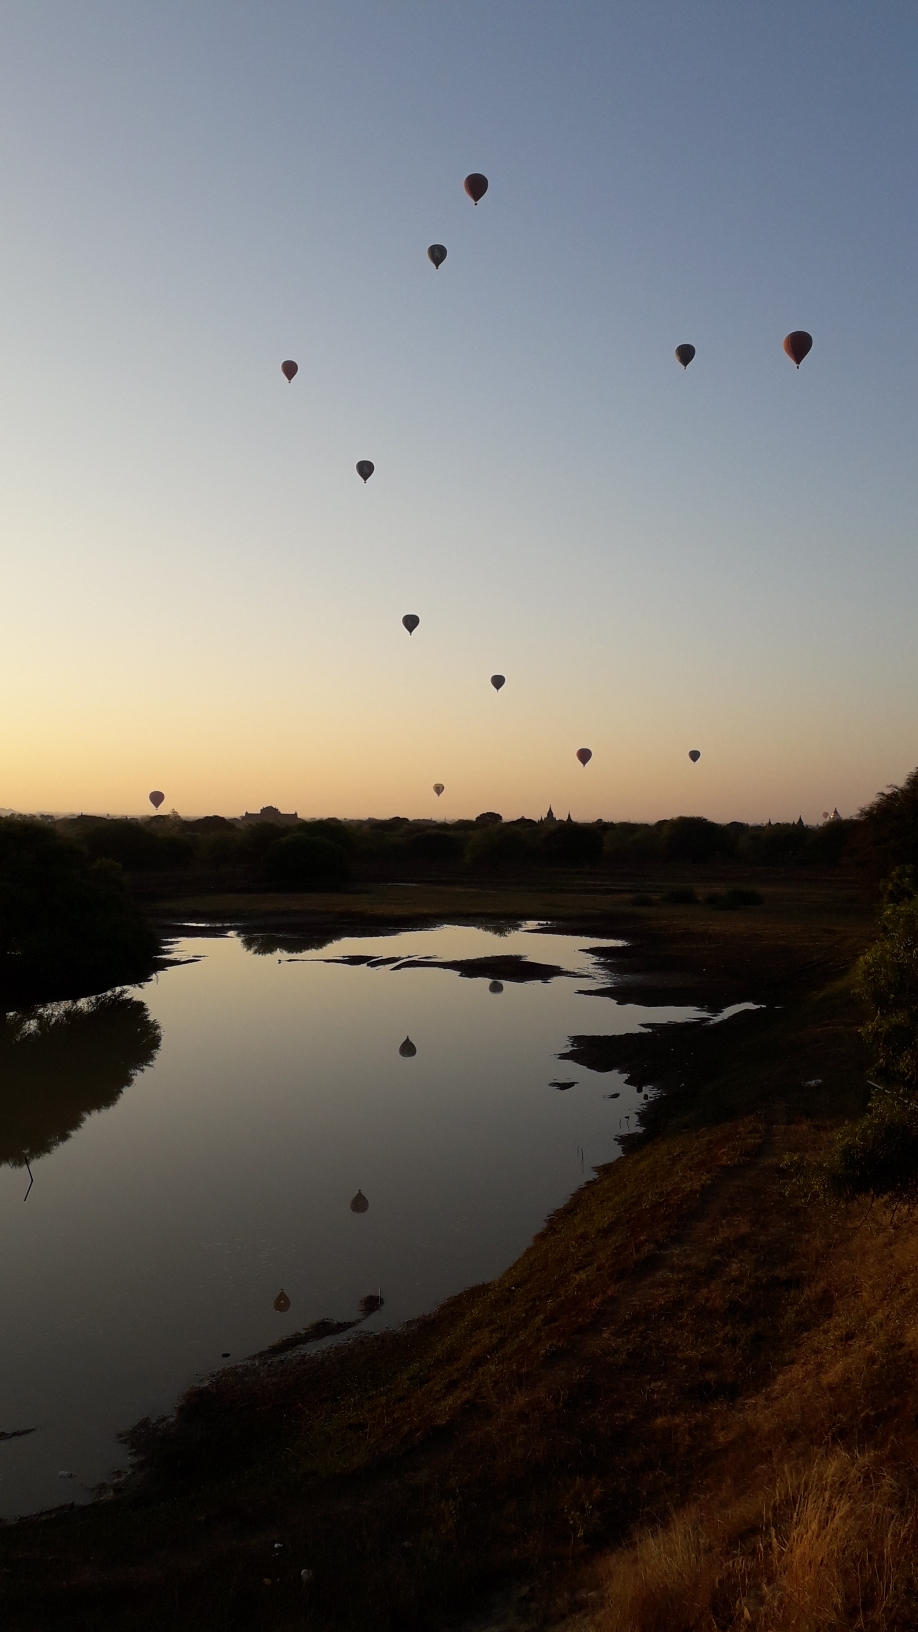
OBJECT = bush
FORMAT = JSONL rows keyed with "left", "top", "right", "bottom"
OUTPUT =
{"left": 262, "top": 832, "right": 351, "bottom": 891}
{"left": 474, "top": 811, "right": 503, "bottom": 827}
{"left": 856, "top": 766, "right": 918, "bottom": 877}
{"left": 856, "top": 898, "right": 918, "bottom": 1091}
{"left": 662, "top": 887, "right": 699, "bottom": 904}
{"left": 0, "top": 817, "right": 159, "bottom": 1006}
{"left": 705, "top": 888, "right": 763, "bottom": 910}
{"left": 821, "top": 1096, "right": 918, "bottom": 1211}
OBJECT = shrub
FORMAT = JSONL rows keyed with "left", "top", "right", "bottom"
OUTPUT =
{"left": 821, "top": 1096, "right": 918, "bottom": 1211}
{"left": 856, "top": 898, "right": 918, "bottom": 1091}
{"left": 662, "top": 887, "right": 699, "bottom": 904}
{"left": 262, "top": 831, "right": 351, "bottom": 891}
{"left": 0, "top": 817, "right": 159, "bottom": 1006}
{"left": 705, "top": 889, "right": 763, "bottom": 910}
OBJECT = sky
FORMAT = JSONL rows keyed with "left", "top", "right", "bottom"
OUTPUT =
{"left": 0, "top": 1, "right": 916, "bottom": 824}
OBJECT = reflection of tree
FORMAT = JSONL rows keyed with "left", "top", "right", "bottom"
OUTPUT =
{"left": 0, "top": 993, "right": 161, "bottom": 1168}
{"left": 240, "top": 932, "right": 336, "bottom": 957}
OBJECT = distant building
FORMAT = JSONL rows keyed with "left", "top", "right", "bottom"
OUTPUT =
{"left": 539, "top": 806, "right": 557, "bottom": 825}
{"left": 829, "top": 808, "right": 843, "bottom": 822}
{"left": 239, "top": 805, "right": 299, "bottom": 826}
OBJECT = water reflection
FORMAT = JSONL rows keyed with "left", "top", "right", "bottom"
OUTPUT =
{"left": 350, "top": 1189, "right": 369, "bottom": 1213}
{"left": 398, "top": 1036, "right": 417, "bottom": 1057}
{"left": 0, "top": 994, "right": 160, "bottom": 1175}
{"left": 489, "top": 981, "right": 504, "bottom": 994}
{"left": 273, "top": 1290, "right": 291, "bottom": 1313}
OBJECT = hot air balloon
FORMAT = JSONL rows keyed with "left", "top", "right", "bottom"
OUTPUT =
{"left": 489, "top": 980, "right": 503, "bottom": 994}
{"left": 356, "top": 460, "right": 375, "bottom": 483}
{"left": 433, "top": 783, "right": 445, "bottom": 797}
{"left": 675, "top": 344, "right": 695, "bottom": 369}
{"left": 783, "top": 331, "right": 812, "bottom": 368}
{"left": 576, "top": 748, "right": 592, "bottom": 767}
{"left": 427, "top": 244, "right": 447, "bottom": 269}
{"left": 402, "top": 614, "right": 420, "bottom": 635}
{"left": 399, "top": 1036, "right": 417, "bottom": 1058}
{"left": 281, "top": 360, "right": 298, "bottom": 383}
{"left": 350, "top": 1190, "right": 369, "bottom": 1214}
{"left": 464, "top": 173, "right": 488, "bottom": 204}
{"left": 688, "top": 750, "right": 701, "bottom": 763}
{"left": 274, "top": 1290, "right": 291, "bottom": 1313}
{"left": 149, "top": 791, "right": 165, "bottom": 810}
{"left": 490, "top": 674, "right": 505, "bottom": 692}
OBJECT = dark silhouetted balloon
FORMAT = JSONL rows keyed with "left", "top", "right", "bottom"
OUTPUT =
{"left": 688, "top": 750, "right": 701, "bottom": 764}
{"left": 356, "top": 460, "right": 375, "bottom": 483}
{"left": 350, "top": 1190, "right": 369, "bottom": 1214}
{"left": 433, "top": 783, "right": 445, "bottom": 797}
{"left": 489, "top": 980, "right": 503, "bottom": 994}
{"left": 149, "top": 791, "right": 165, "bottom": 810}
{"left": 399, "top": 1036, "right": 417, "bottom": 1058}
{"left": 402, "top": 614, "right": 420, "bottom": 635}
{"left": 576, "top": 748, "right": 592, "bottom": 767}
{"left": 783, "top": 331, "right": 812, "bottom": 368}
{"left": 281, "top": 360, "right": 298, "bottom": 383}
{"left": 427, "top": 244, "right": 447, "bottom": 269}
{"left": 274, "top": 1290, "right": 291, "bottom": 1313}
{"left": 464, "top": 173, "right": 488, "bottom": 204}
{"left": 490, "top": 674, "right": 505, "bottom": 692}
{"left": 675, "top": 344, "right": 695, "bottom": 369}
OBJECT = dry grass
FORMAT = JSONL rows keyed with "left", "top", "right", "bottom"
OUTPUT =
{"left": 590, "top": 1450, "right": 918, "bottom": 1632}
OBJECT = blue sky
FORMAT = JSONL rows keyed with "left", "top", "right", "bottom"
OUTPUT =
{"left": 0, "top": 2, "right": 915, "bottom": 820}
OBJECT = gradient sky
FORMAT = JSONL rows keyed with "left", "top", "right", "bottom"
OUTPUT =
{"left": 1, "top": 2, "right": 916, "bottom": 823}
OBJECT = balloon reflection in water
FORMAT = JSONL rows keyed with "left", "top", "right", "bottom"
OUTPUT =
{"left": 489, "top": 980, "right": 504, "bottom": 994}
{"left": 274, "top": 1290, "right": 291, "bottom": 1313}
{"left": 398, "top": 1036, "right": 417, "bottom": 1057}
{"left": 350, "top": 1190, "right": 369, "bottom": 1214}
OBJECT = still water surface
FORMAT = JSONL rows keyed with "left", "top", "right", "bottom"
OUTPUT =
{"left": 1, "top": 923, "right": 706, "bottom": 1517}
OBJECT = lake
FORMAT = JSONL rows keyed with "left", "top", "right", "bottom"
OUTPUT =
{"left": 0, "top": 921, "right": 709, "bottom": 1518}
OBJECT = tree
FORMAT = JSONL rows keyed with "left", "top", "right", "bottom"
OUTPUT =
{"left": 0, "top": 818, "right": 159, "bottom": 1006}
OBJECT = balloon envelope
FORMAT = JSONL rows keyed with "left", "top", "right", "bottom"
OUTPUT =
{"left": 402, "top": 614, "right": 420, "bottom": 635}
{"left": 688, "top": 750, "right": 701, "bottom": 763}
{"left": 576, "top": 748, "right": 592, "bottom": 767}
{"left": 350, "top": 1190, "right": 369, "bottom": 1214}
{"left": 273, "top": 1290, "right": 291, "bottom": 1313}
{"left": 399, "top": 1036, "right": 417, "bottom": 1058}
{"left": 464, "top": 172, "right": 488, "bottom": 204}
{"left": 490, "top": 674, "right": 505, "bottom": 691}
{"left": 356, "top": 460, "right": 375, "bottom": 483}
{"left": 149, "top": 791, "right": 165, "bottom": 810}
{"left": 675, "top": 344, "right": 695, "bottom": 369}
{"left": 783, "top": 331, "right": 812, "bottom": 367}
{"left": 433, "top": 783, "right": 444, "bottom": 797}
{"left": 489, "top": 980, "right": 503, "bottom": 994}
{"left": 427, "top": 243, "right": 447, "bottom": 269}
{"left": 280, "top": 360, "right": 298, "bottom": 382}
